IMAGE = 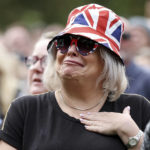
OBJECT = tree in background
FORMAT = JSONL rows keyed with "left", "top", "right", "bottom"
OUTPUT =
{"left": 0, "top": 0, "right": 148, "bottom": 30}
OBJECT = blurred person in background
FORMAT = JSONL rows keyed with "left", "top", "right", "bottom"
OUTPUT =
{"left": 120, "top": 17, "right": 150, "bottom": 100}
{"left": 21, "top": 24, "right": 63, "bottom": 96}
{"left": 121, "top": 17, "right": 150, "bottom": 64}
{"left": 134, "top": 47, "right": 150, "bottom": 70}
{"left": 129, "top": 16, "right": 150, "bottom": 53}
{"left": 0, "top": 30, "right": 60, "bottom": 128}
{"left": 2, "top": 24, "right": 33, "bottom": 98}
{"left": 25, "top": 31, "right": 60, "bottom": 95}
{"left": 3, "top": 24, "right": 32, "bottom": 60}
{"left": 0, "top": 43, "right": 21, "bottom": 117}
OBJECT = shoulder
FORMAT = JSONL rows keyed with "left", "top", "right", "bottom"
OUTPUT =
{"left": 3, "top": 92, "right": 56, "bottom": 125}
{"left": 116, "top": 94, "right": 150, "bottom": 130}
{"left": 118, "top": 93, "right": 149, "bottom": 105}
{"left": 116, "top": 93, "right": 150, "bottom": 117}
{"left": 10, "top": 92, "right": 55, "bottom": 112}
{"left": 119, "top": 93, "right": 146, "bottom": 99}
{"left": 114, "top": 93, "right": 150, "bottom": 112}
{"left": 13, "top": 91, "right": 54, "bottom": 103}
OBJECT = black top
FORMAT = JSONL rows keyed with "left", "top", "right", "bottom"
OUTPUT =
{"left": 0, "top": 92, "right": 150, "bottom": 150}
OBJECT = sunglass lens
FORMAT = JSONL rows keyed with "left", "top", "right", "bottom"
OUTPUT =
{"left": 57, "top": 36, "right": 71, "bottom": 53}
{"left": 78, "top": 37, "right": 95, "bottom": 55}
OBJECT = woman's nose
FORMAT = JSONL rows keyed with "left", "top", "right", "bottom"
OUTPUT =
{"left": 67, "top": 43, "right": 79, "bottom": 56}
{"left": 30, "top": 61, "right": 44, "bottom": 72}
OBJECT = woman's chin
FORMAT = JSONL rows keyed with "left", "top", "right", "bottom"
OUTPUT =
{"left": 58, "top": 69, "right": 81, "bottom": 79}
{"left": 56, "top": 64, "right": 85, "bottom": 80}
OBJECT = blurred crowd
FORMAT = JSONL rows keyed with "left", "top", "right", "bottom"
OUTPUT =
{"left": 0, "top": 23, "right": 64, "bottom": 120}
{"left": 120, "top": 16, "right": 150, "bottom": 100}
{"left": 0, "top": 15, "right": 150, "bottom": 127}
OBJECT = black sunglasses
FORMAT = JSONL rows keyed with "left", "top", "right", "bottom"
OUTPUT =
{"left": 53, "top": 34, "right": 99, "bottom": 56}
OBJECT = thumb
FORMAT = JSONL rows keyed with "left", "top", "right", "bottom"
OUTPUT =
{"left": 122, "top": 106, "right": 130, "bottom": 114}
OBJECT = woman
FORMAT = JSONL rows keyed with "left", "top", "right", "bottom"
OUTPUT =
{"left": 0, "top": 3, "right": 150, "bottom": 150}
{"left": 25, "top": 34, "right": 49, "bottom": 95}
{"left": 25, "top": 31, "right": 59, "bottom": 95}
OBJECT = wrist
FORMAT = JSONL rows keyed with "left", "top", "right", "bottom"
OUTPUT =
{"left": 116, "top": 116, "right": 140, "bottom": 145}
{"left": 126, "top": 130, "right": 143, "bottom": 149}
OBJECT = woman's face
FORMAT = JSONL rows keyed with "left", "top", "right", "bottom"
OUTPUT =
{"left": 28, "top": 39, "right": 49, "bottom": 94}
{"left": 55, "top": 38, "right": 104, "bottom": 82}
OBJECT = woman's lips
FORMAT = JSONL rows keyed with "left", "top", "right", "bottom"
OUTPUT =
{"left": 63, "top": 60, "right": 84, "bottom": 67}
{"left": 32, "top": 78, "right": 42, "bottom": 84}
{"left": 33, "top": 78, "right": 42, "bottom": 82}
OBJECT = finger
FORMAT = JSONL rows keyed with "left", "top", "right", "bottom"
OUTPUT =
{"left": 122, "top": 106, "right": 130, "bottom": 114}
{"left": 80, "top": 118, "right": 98, "bottom": 126}
{"left": 80, "top": 113, "right": 97, "bottom": 120}
{"left": 84, "top": 125, "right": 101, "bottom": 133}
{"left": 80, "top": 112, "right": 104, "bottom": 121}
{"left": 85, "top": 125, "right": 116, "bottom": 135}
{"left": 80, "top": 112, "right": 116, "bottom": 121}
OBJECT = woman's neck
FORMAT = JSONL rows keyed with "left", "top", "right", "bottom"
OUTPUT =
{"left": 55, "top": 87, "right": 107, "bottom": 119}
{"left": 58, "top": 78, "right": 107, "bottom": 111}
{"left": 61, "top": 79, "right": 102, "bottom": 99}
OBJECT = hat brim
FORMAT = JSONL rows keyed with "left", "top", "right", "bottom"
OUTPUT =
{"left": 47, "top": 26, "right": 124, "bottom": 65}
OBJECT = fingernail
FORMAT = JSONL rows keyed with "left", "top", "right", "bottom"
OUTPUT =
{"left": 80, "top": 114, "right": 84, "bottom": 117}
{"left": 87, "top": 112, "right": 91, "bottom": 115}
{"left": 84, "top": 125, "right": 88, "bottom": 129}
{"left": 127, "top": 106, "right": 130, "bottom": 111}
{"left": 79, "top": 118, "right": 84, "bottom": 122}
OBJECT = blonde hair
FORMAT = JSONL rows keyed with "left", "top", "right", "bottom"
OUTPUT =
{"left": 44, "top": 43, "right": 128, "bottom": 101}
{"left": 98, "top": 46, "right": 128, "bottom": 101}
{"left": 43, "top": 32, "right": 61, "bottom": 91}
{"left": 43, "top": 53, "right": 60, "bottom": 91}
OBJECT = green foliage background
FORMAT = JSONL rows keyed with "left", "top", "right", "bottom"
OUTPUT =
{"left": 0, "top": 0, "right": 146, "bottom": 30}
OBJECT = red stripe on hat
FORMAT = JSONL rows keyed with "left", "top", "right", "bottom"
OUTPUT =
{"left": 96, "top": 10, "right": 109, "bottom": 35}
{"left": 96, "top": 38, "right": 106, "bottom": 42}
{"left": 84, "top": 9, "right": 94, "bottom": 27}
{"left": 110, "top": 42, "right": 119, "bottom": 55}
{"left": 110, "top": 18, "right": 119, "bottom": 28}
{"left": 81, "top": 5, "right": 89, "bottom": 11}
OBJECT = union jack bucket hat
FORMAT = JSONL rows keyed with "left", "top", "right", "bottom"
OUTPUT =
{"left": 48, "top": 3, "right": 124, "bottom": 63}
